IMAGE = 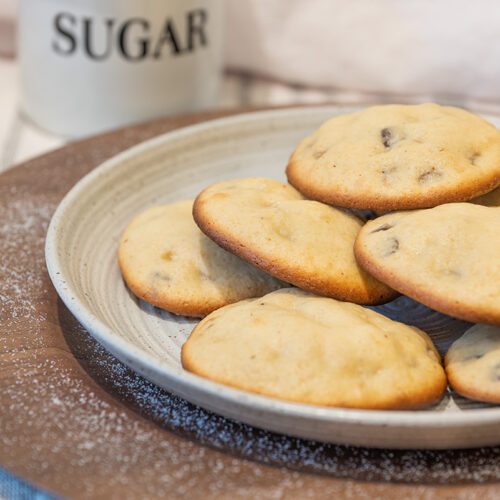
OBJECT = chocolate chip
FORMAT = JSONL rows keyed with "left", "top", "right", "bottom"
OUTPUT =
{"left": 464, "top": 352, "right": 483, "bottom": 362}
{"left": 371, "top": 223, "right": 393, "bottom": 233}
{"left": 469, "top": 152, "right": 481, "bottom": 165}
{"left": 313, "top": 149, "right": 327, "bottom": 159}
{"left": 419, "top": 168, "right": 443, "bottom": 184}
{"left": 382, "top": 237, "right": 399, "bottom": 257}
{"left": 381, "top": 128, "right": 392, "bottom": 148}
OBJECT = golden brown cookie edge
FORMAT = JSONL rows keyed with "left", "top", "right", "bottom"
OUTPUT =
{"left": 354, "top": 227, "right": 500, "bottom": 326}
{"left": 181, "top": 308, "right": 447, "bottom": 410}
{"left": 286, "top": 155, "right": 500, "bottom": 211}
{"left": 118, "top": 248, "right": 225, "bottom": 317}
{"left": 445, "top": 354, "right": 500, "bottom": 405}
{"left": 193, "top": 188, "right": 397, "bottom": 305}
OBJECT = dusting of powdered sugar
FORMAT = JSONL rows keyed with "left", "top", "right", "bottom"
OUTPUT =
{"left": 1, "top": 157, "right": 500, "bottom": 500}
{"left": 0, "top": 196, "right": 55, "bottom": 334}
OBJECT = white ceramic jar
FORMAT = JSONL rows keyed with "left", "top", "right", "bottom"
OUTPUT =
{"left": 18, "top": 0, "right": 224, "bottom": 137}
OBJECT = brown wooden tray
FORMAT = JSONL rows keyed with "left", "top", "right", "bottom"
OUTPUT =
{"left": 1, "top": 109, "right": 499, "bottom": 499}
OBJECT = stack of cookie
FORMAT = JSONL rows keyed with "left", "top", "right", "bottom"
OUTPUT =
{"left": 119, "top": 103, "right": 500, "bottom": 409}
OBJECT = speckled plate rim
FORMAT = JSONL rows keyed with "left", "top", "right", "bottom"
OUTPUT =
{"left": 45, "top": 106, "right": 500, "bottom": 448}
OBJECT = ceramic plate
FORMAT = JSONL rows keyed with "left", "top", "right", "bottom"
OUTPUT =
{"left": 45, "top": 106, "right": 500, "bottom": 449}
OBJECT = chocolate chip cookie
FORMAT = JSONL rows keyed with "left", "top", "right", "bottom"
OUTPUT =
{"left": 193, "top": 178, "right": 396, "bottom": 305}
{"left": 182, "top": 288, "right": 446, "bottom": 409}
{"left": 354, "top": 203, "right": 500, "bottom": 325}
{"left": 287, "top": 104, "right": 500, "bottom": 210}
{"left": 446, "top": 324, "right": 500, "bottom": 404}
{"left": 118, "top": 201, "right": 285, "bottom": 317}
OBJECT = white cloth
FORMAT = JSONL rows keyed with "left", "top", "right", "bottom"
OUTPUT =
{"left": 225, "top": 0, "right": 500, "bottom": 105}
{"left": 3, "top": 0, "right": 500, "bottom": 104}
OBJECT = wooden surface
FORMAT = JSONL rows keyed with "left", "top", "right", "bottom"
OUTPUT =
{"left": 1, "top": 109, "right": 500, "bottom": 500}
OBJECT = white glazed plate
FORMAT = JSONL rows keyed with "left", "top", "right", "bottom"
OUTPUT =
{"left": 45, "top": 106, "right": 500, "bottom": 449}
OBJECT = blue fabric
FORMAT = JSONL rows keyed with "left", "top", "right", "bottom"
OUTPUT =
{"left": 0, "top": 468, "right": 56, "bottom": 500}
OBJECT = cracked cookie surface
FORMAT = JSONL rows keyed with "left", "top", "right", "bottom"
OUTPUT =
{"left": 182, "top": 288, "right": 446, "bottom": 409}
{"left": 287, "top": 104, "right": 500, "bottom": 210}
{"left": 354, "top": 203, "right": 500, "bottom": 325}
{"left": 118, "top": 201, "right": 285, "bottom": 317}
{"left": 193, "top": 178, "right": 396, "bottom": 305}
{"left": 445, "top": 324, "right": 500, "bottom": 404}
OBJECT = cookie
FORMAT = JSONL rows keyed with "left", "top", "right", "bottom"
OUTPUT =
{"left": 286, "top": 104, "right": 500, "bottom": 210}
{"left": 445, "top": 324, "right": 500, "bottom": 404}
{"left": 376, "top": 181, "right": 500, "bottom": 216}
{"left": 193, "top": 178, "right": 396, "bottom": 305}
{"left": 118, "top": 201, "right": 285, "bottom": 317}
{"left": 354, "top": 203, "right": 500, "bottom": 325}
{"left": 182, "top": 288, "right": 446, "bottom": 409}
